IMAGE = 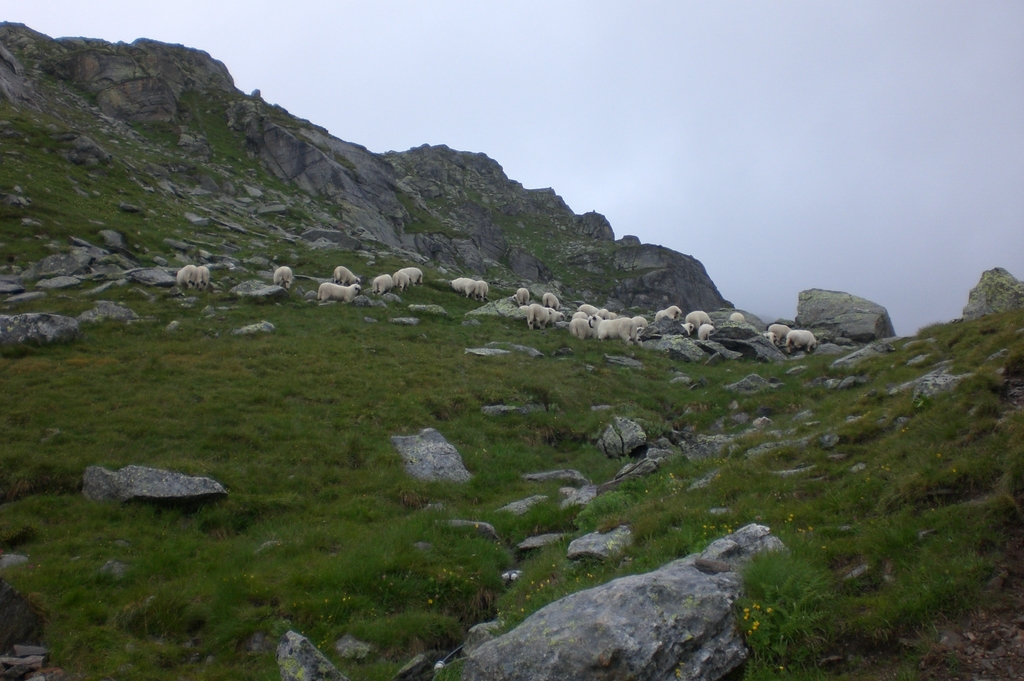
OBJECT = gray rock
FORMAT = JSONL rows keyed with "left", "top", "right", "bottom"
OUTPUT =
{"left": 390, "top": 428, "right": 471, "bottom": 482}
{"left": 82, "top": 465, "right": 227, "bottom": 505}
{"left": 184, "top": 212, "right": 210, "bottom": 227}
{"left": 229, "top": 280, "right": 289, "bottom": 300}
{"left": 724, "top": 374, "right": 777, "bottom": 395}
{"left": 910, "top": 367, "right": 973, "bottom": 399}
{"left": 465, "top": 298, "right": 526, "bottom": 318}
{"left": 334, "top": 634, "right": 373, "bottom": 661}
{"left": 486, "top": 342, "right": 544, "bottom": 358}
{"left": 517, "top": 534, "right": 566, "bottom": 551}
{"left": 446, "top": 520, "right": 499, "bottom": 542}
{"left": 706, "top": 321, "right": 760, "bottom": 340}
{"left": 744, "top": 437, "right": 812, "bottom": 459}
{"left": 795, "top": 289, "right": 896, "bottom": 342}
{"left": 301, "top": 228, "right": 362, "bottom": 250}
{"left": 567, "top": 525, "right": 633, "bottom": 561}
{"left": 715, "top": 335, "right": 788, "bottom": 363}
{"left": 678, "top": 434, "right": 733, "bottom": 461}
{"left": 811, "top": 342, "right": 848, "bottom": 355}
{"left": 0, "top": 554, "right": 29, "bottom": 570}
{"left": 597, "top": 417, "right": 647, "bottom": 458}
{"left": 773, "top": 465, "right": 816, "bottom": 477}
{"left": 24, "top": 252, "right": 91, "bottom": 279}
{"left": 641, "top": 335, "right": 707, "bottom": 362}
{"left": 605, "top": 354, "right": 644, "bottom": 369}
{"left": 4, "top": 291, "right": 47, "bottom": 305}
{"left": 463, "top": 524, "right": 783, "bottom": 681}
{"left": 35, "top": 275, "right": 81, "bottom": 290}
{"left": 98, "top": 559, "right": 128, "bottom": 578}
{"left": 125, "top": 267, "right": 178, "bottom": 287}
{"left": 0, "top": 313, "right": 79, "bottom": 345}
{"left": 0, "top": 580, "right": 43, "bottom": 652}
{"left": 0, "top": 277, "right": 24, "bottom": 295}
{"left": 392, "top": 653, "right": 433, "bottom": 681}
{"left": 464, "top": 621, "right": 504, "bottom": 656}
{"left": 77, "top": 301, "right": 139, "bottom": 323}
{"left": 522, "top": 469, "right": 590, "bottom": 486}
{"left": 232, "top": 321, "right": 275, "bottom": 335}
{"left": 830, "top": 340, "right": 897, "bottom": 369}
{"left": 482, "top": 404, "right": 545, "bottom": 416}
{"left": 277, "top": 630, "right": 349, "bottom": 681}
{"left": 407, "top": 304, "right": 448, "bottom": 316}
{"left": 963, "top": 267, "right": 1024, "bottom": 320}
{"left": 497, "top": 495, "right": 548, "bottom": 515}
{"left": 560, "top": 484, "right": 598, "bottom": 509}
{"left": 820, "top": 434, "right": 840, "bottom": 449}
{"left": 695, "top": 340, "right": 743, "bottom": 361}
{"left": 381, "top": 292, "right": 403, "bottom": 304}
{"left": 465, "top": 347, "right": 511, "bottom": 357}
{"left": 98, "top": 230, "right": 127, "bottom": 251}
{"left": 389, "top": 317, "right": 420, "bottom": 325}
{"left": 352, "top": 294, "right": 386, "bottom": 308}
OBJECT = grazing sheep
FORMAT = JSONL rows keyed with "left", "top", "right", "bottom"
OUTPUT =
{"left": 571, "top": 311, "right": 590, "bottom": 321}
{"left": 273, "top": 266, "right": 294, "bottom": 290}
{"left": 194, "top": 265, "right": 211, "bottom": 291}
{"left": 578, "top": 304, "right": 599, "bottom": 316}
{"left": 542, "top": 292, "right": 560, "bottom": 309}
{"left": 729, "top": 312, "right": 745, "bottom": 323}
{"left": 514, "top": 287, "right": 530, "bottom": 305}
{"left": 467, "top": 280, "right": 489, "bottom": 302}
{"left": 597, "top": 309, "right": 618, "bottom": 320}
{"left": 177, "top": 264, "right": 198, "bottom": 289}
{"left": 764, "top": 331, "right": 778, "bottom": 345}
{"left": 450, "top": 277, "right": 473, "bottom": 294}
{"left": 686, "top": 310, "right": 712, "bottom": 328}
{"left": 786, "top": 329, "right": 818, "bottom": 353}
{"left": 681, "top": 322, "right": 695, "bottom": 336}
{"left": 372, "top": 274, "right": 394, "bottom": 295}
{"left": 569, "top": 316, "right": 593, "bottom": 339}
{"left": 697, "top": 323, "right": 715, "bottom": 341}
{"left": 525, "top": 303, "right": 563, "bottom": 329}
{"left": 399, "top": 267, "right": 424, "bottom": 285}
{"left": 333, "top": 265, "right": 359, "bottom": 285}
{"left": 631, "top": 316, "right": 648, "bottom": 330}
{"left": 593, "top": 316, "right": 640, "bottom": 345}
{"left": 768, "top": 324, "right": 792, "bottom": 344}
{"left": 318, "top": 282, "right": 361, "bottom": 303}
{"left": 655, "top": 305, "right": 683, "bottom": 322}
{"left": 392, "top": 270, "right": 411, "bottom": 292}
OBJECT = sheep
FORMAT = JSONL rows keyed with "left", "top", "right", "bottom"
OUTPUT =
{"left": 317, "top": 282, "right": 361, "bottom": 303}
{"left": 763, "top": 331, "right": 778, "bottom": 345}
{"left": 655, "top": 305, "right": 683, "bottom": 322}
{"left": 372, "top": 274, "right": 394, "bottom": 295}
{"left": 596, "top": 309, "right": 618, "bottom": 320}
{"left": 193, "top": 265, "right": 211, "bottom": 291}
{"left": 392, "top": 270, "right": 411, "bottom": 292}
{"left": 686, "top": 310, "right": 712, "bottom": 327}
{"left": 398, "top": 267, "right": 423, "bottom": 285}
{"left": 177, "top": 264, "right": 198, "bottom": 289}
{"left": 768, "top": 324, "right": 792, "bottom": 344}
{"left": 681, "top": 322, "right": 695, "bottom": 336}
{"left": 542, "top": 292, "right": 560, "bottom": 309}
{"left": 593, "top": 316, "right": 640, "bottom": 345}
{"left": 697, "top": 323, "right": 715, "bottom": 341}
{"left": 467, "top": 280, "right": 489, "bottom": 302}
{"left": 569, "top": 316, "right": 593, "bottom": 339}
{"left": 333, "top": 265, "right": 359, "bottom": 285}
{"left": 273, "top": 266, "right": 294, "bottom": 290}
{"left": 525, "top": 303, "right": 563, "bottom": 329}
{"left": 571, "top": 311, "right": 590, "bottom": 321}
{"left": 450, "top": 277, "right": 473, "bottom": 294}
{"left": 786, "top": 329, "right": 818, "bottom": 353}
{"left": 631, "top": 316, "right": 649, "bottom": 330}
{"left": 729, "top": 312, "right": 745, "bottom": 323}
{"left": 578, "top": 304, "right": 599, "bottom": 316}
{"left": 514, "top": 287, "right": 530, "bottom": 305}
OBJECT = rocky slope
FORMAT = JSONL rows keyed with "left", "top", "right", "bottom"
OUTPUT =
{"left": 0, "top": 22, "right": 727, "bottom": 313}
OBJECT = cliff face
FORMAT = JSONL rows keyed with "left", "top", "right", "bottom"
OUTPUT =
{"left": 0, "top": 22, "right": 727, "bottom": 312}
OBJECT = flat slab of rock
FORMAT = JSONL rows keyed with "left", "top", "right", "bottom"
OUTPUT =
{"left": 522, "top": 469, "right": 590, "bottom": 486}
{"left": 559, "top": 484, "right": 598, "bottom": 509}
{"left": 465, "top": 298, "right": 524, "bottom": 318}
{"left": 3, "top": 291, "right": 47, "bottom": 305}
{"left": 277, "top": 630, "right": 349, "bottom": 681}
{"left": 464, "top": 524, "right": 784, "bottom": 681}
{"left": 389, "top": 317, "right": 420, "bottom": 325}
{"left": 0, "top": 278, "right": 25, "bottom": 295}
{"left": 390, "top": 428, "right": 471, "bottom": 482}
{"left": 678, "top": 434, "right": 733, "bottom": 461}
{"left": 465, "top": 347, "right": 511, "bottom": 357}
{"left": 517, "top": 533, "right": 566, "bottom": 551}
{"left": 232, "top": 321, "right": 275, "bottom": 335}
{"left": 407, "top": 304, "right": 448, "bottom": 316}
{"left": 77, "top": 301, "right": 139, "bottom": 323}
{"left": 486, "top": 342, "right": 543, "bottom": 358}
{"left": 481, "top": 404, "right": 545, "bottom": 416}
{"left": 897, "top": 366, "right": 973, "bottom": 399}
{"left": 230, "top": 280, "right": 289, "bottom": 299}
{"left": 963, "top": 267, "right": 1024, "bottom": 320}
{"left": 830, "top": 340, "right": 896, "bottom": 369}
{"left": 446, "top": 519, "right": 499, "bottom": 542}
{"left": 0, "top": 313, "right": 80, "bottom": 345}
{"left": 35, "top": 275, "right": 81, "bottom": 290}
{"left": 605, "top": 354, "right": 644, "bottom": 368}
{"left": 724, "top": 374, "right": 779, "bottom": 394}
{"left": 82, "top": 465, "right": 227, "bottom": 504}
{"left": 0, "top": 554, "right": 29, "bottom": 570}
{"left": 125, "top": 267, "right": 178, "bottom": 287}
{"left": 567, "top": 525, "right": 633, "bottom": 561}
{"left": 333, "top": 634, "right": 373, "bottom": 661}
{"left": 643, "top": 335, "right": 707, "bottom": 362}
{"left": 0, "top": 580, "right": 43, "bottom": 653}
{"left": 497, "top": 495, "right": 548, "bottom": 515}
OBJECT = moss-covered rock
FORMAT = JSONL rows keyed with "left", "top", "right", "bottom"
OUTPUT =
{"left": 962, "top": 267, "right": 1024, "bottom": 321}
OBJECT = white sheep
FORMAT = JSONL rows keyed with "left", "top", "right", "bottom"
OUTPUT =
{"left": 631, "top": 316, "right": 648, "bottom": 330}
{"left": 686, "top": 310, "right": 712, "bottom": 328}
{"left": 597, "top": 309, "right": 618, "bottom": 320}
{"left": 655, "top": 305, "right": 683, "bottom": 322}
{"left": 571, "top": 310, "right": 590, "bottom": 321}
{"left": 768, "top": 324, "right": 792, "bottom": 344}
{"left": 467, "top": 280, "right": 489, "bottom": 302}
{"left": 398, "top": 267, "right": 424, "bottom": 285}
{"left": 514, "top": 287, "right": 530, "bottom": 305}
{"left": 681, "top": 322, "right": 695, "bottom": 336}
{"left": 729, "top": 312, "right": 745, "bottom": 323}
{"left": 392, "top": 270, "right": 411, "bottom": 292}
{"left": 569, "top": 316, "right": 593, "bottom": 339}
{"left": 333, "top": 265, "right": 359, "bottom": 285}
{"left": 578, "top": 304, "right": 599, "bottom": 316}
{"left": 193, "top": 265, "right": 211, "bottom": 291}
{"left": 542, "top": 292, "right": 560, "bottom": 309}
{"left": 697, "top": 323, "right": 715, "bottom": 341}
{"left": 786, "top": 329, "right": 818, "bottom": 353}
{"left": 177, "top": 264, "right": 197, "bottom": 289}
{"left": 450, "top": 277, "right": 472, "bottom": 294}
{"left": 525, "top": 303, "right": 563, "bottom": 329}
{"left": 273, "top": 266, "right": 294, "bottom": 290}
{"left": 372, "top": 274, "right": 394, "bottom": 295}
{"left": 593, "top": 316, "right": 640, "bottom": 345}
{"left": 763, "top": 331, "right": 778, "bottom": 345}
{"left": 317, "top": 282, "right": 361, "bottom": 303}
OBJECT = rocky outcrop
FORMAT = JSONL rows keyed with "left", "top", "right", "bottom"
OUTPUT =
{"left": 610, "top": 244, "right": 728, "bottom": 312}
{"left": 462, "top": 524, "right": 785, "bottom": 681}
{"left": 962, "top": 267, "right": 1024, "bottom": 321}
{"left": 0, "top": 37, "right": 34, "bottom": 106}
{"left": 795, "top": 289, "right": 895, "bottom": 342}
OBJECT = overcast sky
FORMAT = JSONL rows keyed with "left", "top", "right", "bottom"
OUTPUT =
{"left": 5, "top": 1, "right": 1023, "bottom": 333}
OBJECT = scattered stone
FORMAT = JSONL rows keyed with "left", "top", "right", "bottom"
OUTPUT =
{"left": 82, "top": 465, "right": 227, "bottom": 505}
{"left": 446, "top": 520, "right": 499, "bottom": 542}
{"left": 0, "top": 278, "right": 24, "bottom": 295}
{"left": 125, "top": 267, "right": 178, "bottom": 287}
{"left": 230, "top": 320, "right": 276, "bottom": 335}
{"left": 559, "top": 485, "right": 598, "bottom": 509}
{"left": 596, "top": 417, "right": 647, "bottom": 458}
{"left": 773, "top": 464, "right": 816, "bottom": 477}
{"left": 464, "top": 298, "right": 524, "bottom": 318}
{"left": 243, "top": 631, "right": 276, "bottom": 654}
{"left": 165, "top": 320, "right": 180, "bottom": 332}
{"left": 407, "top": 304, "right": 448, "bottom": 316}
{"left": 744, "top": 437, "right": 811, "bottom": 459}
{"left": 850, "top": 463, "right": 867, "bottom": 473}
{"left": 517, "top": 534, "right": 566, "bottom": 551}
{"left": 465, "top": 348, "right": 511, "bottom": 357}
{"left": 677, "top": 433, "right": 733, "bottom": 461}
{"left": 724, "top": 374, "right": 777, "bottom": 395}
{"left": 708, "top": 507, "right": 731, "bottom": 516}
{"left": 820, "top": 434, "right": 840, "bottom": 449}
{"left": 605, "top": 354, "right": 644, "bottom": 369}
{"left": 751, "top": 416, "right": 772, "bottom": 429}
{"left": 390, "top": 428, "right": 471, "bottom": 482}
{"left": 497, "top": 495, "right": 548, "bottom": 515}
{"left": 786, "top": 365, "right": 808, "bottom": 375}
{"left": 392, "top": 653, "right": 433, "bottom": 681}
{"left": 184, "top": 212, "right": 210, "bottom": 227}
{"left": 276, "top": 630, "right": 348, "bottom": 681}
{"left": 907, "top": 354, "right": 930, "bottom": 366}
{"left": 0, "top": 313, "right": 79, "bottom": 345}
{"left": 910, "top": 367, "right": 973, "bottom": 400}
{"left": 35, "top": 275, "right": 81, "bottom": 290}
{"left": 99, "top": 229, "right": 126, "bottom": 251}
{"left": 77, "top": 301, "right": 139, "bottom": 323}
{"left": 567, "top": 525, "right": 633, "bottom": 561}
{"left": 334, "top": 634, "right": 373, "bottom": 661}
{"left": 830, "top": 340, "right": 897, "bottom": 369}
{"left": 0, "top": 580, "right": 43, "bottom": 653}
{"left": 486, "top": 342, "right": 544, "bottom": 358}
{"left": 98, "top": 559, "right": 128, "bottom": 579}
{"left": 0, "top": 554, "right": 29, "bottom": 570}
{"left": 229, "top": 281, "right": 289, "bottom": 300}
{"left": 843, "top": 564, "right": 870, "bottom": 580}
{"left": 381, "top": 293, "right": 403, "bottom": 305}
{"left": 481, "top": 404, "right": 544, "bottom": 416}
{"left": 670, "top": 374, "right": 693, "bottom": 385}
{"left": 521, "top": 470, "right": 590, "bottom": 486}
{"left": 642, "top": 335, "right": 707, "bottom": 362}
{"left": 688, "top": 469, "right": 720, "bottom": 490}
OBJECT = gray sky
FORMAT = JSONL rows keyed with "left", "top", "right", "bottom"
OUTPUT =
{"left": 5, "top": 1, "right": 1024, "bottom": 333}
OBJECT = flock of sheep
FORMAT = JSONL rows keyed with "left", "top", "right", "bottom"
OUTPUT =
{"left": 175, "top": 263, "right": 819, "bottom": 353}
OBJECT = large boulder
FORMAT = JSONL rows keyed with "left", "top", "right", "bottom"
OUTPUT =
{"left": 795, "top": 289, "right": 895, "bottom": 342}
{"left": 390, "top": 428, "right": 471, "bottom": 482}
{"left": 0, "top": 313, "right": 80, "bottom": 345}
{"left": 610, "top": 245, "right": 728, "bottom": 313}
{"left": 462, "top": 524, "right": 785, "bottom": 681}
{"left": 596, "top": 417, "right": 647, "bottom": 458}
{"left": 82, "top": 465, "right": 227, "bottom": 505}
{"left": 962, "top": 267, "right": 1024, "bottom": 321}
